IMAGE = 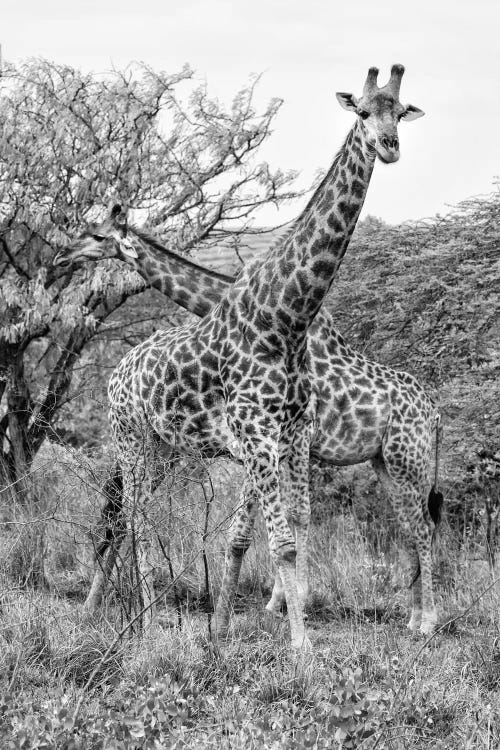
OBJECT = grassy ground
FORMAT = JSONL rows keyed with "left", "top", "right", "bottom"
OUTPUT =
{"left": 1, "top": 446, "right": 500, "bottom": 748}
{"left": 1, "top": 572, "right": 500, "bottom": 748}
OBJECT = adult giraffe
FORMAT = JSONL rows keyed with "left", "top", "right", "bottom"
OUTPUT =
{"left": 58, "top": 65, "right": 426, "bottom": 647}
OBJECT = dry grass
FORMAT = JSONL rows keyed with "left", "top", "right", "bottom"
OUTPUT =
{"left": 1, "top": 452, "right": 500, "bottom": 748}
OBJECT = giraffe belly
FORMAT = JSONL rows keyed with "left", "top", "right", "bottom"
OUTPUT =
{"left": 147, "top": 396, "right": 243, "bottom": 461}
{"left": 310, "top": 399, "right": 390, "bottom": 466}
{"left": 311, "top": 427, "right": 385, "bottom": 465}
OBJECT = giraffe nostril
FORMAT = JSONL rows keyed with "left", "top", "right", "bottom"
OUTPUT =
{"left": 381, "top": 136, "right": 398, "bottom": 151}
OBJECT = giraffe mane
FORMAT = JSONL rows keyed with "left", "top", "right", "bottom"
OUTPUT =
{"left": 244, "top": 137, "right": 351, "bottom": 268}
{"left": 292, "top": 125, "right": 359, "bottom": 220}
{"left": 265, "top": 223, "right": 297, "bottom": 257}
{"left": 129, "top": 226, "right": 236, "bottom": 284}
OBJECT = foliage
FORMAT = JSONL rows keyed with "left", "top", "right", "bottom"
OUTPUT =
{"left": 0, "top": 675, "right": 208, "bottom": 749}
{"left": 0, "top": 57, "right": 299, "bottom": 492}
{"left": 332, "top": 195, "right": 500, "bottom": 386}
{"left": 239, "top": 666, "right": 391, "bottom": 749}
{"left": 0, "top": 667, "right": 394, "bottom": 749}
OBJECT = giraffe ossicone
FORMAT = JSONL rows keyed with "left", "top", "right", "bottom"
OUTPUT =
{"left": 56, "top": 64, "right": 434, "bottom": 647}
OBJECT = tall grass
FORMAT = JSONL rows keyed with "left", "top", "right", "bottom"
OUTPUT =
{"left": 1, "top": 446, "right": 500, "bottom": 748}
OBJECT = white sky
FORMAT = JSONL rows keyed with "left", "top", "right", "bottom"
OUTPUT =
{"left": 3, "top": 0, "right": 500, "bottom": 226}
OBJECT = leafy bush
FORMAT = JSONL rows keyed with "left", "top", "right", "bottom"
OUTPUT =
{"left": 0, "top": 675, "right": 208, "bottom": 749}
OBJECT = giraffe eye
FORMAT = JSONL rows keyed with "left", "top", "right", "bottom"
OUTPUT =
{"left": 358, "top": 110, "right": 370, "bottom": 120}
{"left": 91, "top": 234, "right": 106, "bottom": 242}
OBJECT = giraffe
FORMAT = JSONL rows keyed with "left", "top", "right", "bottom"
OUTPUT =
{"left": 57, "top": 200, "right": 441, "bottom": 636}
{"left": 56, "top": 65, "right": 427, "bottom": 646}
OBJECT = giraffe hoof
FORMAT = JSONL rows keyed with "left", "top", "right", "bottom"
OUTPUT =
{"left": 213, "top": 613, "right": 231, "bottom": 640}
{"left": 406, "top": 609, "right": 422, "bottom": 633}
{"left": 214, "top": 628, "right": 230, "bottom": 642}
{"left": 291, "top": 634, "right": 312, "bottom": 653}
{"left": 157, "top": 613, "right": 177, "bottom": 629}
{"left": 265, "top": 600, "right": 286, "bottom": 618}
{"left": 419, "top": 617, "right": 438, "bottom": 636}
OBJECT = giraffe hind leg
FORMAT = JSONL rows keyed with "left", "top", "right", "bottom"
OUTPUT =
{"left": 215, "top": 477, "right": 258, "bottom": 638}
{"left": 371, "top": 456, "right": 437, "bottom": 635}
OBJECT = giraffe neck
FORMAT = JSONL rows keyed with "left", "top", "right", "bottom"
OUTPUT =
{"left": 126, "top": 228, "right": 233, "bottom": 316}
{"left": 246, "top": 119, "right": 376, "bottom": 338}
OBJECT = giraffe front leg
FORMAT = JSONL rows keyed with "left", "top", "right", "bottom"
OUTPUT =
{"left": 252, "top": 445, "right": 310, "bottom": 651}
{"left": 266, "top": 569, "right": 286, "bottom": 615}
{"left": 215, "top": 478, "right": 257, "bottom": 639}
{"left": 84, "top": 567, "right": 107, "bottom": 612}
{"left": 285, "top": 431, "right": 311, "bottom": 610}
{"left": 134, "top": 523, "right": 156, "bottom": 628}
{"left": 267, "top": 439, "right": 311, "bottom": 617}
{"left": 265, "top": 465, "right": 290, "bottom": 615}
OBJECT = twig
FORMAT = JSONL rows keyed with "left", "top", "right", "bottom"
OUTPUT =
{"left": 388, "top": 573, "right": 500, "bottom": 717}
{"left": 7, "top": 648, "right": 23, "bottom": 694}
{"left": 200, "top": 474, "right": 215, "bottom": 641}
{"left": 157, "top": 532, "right": 182, "bottom": 630}
{"left": 409, "top": 573, "right": 500, "bottom": 667}
{"left": 73, "top": 583, "right": 175, "bottom": 722}
{"left": 72, "top": 540, "right": 216, "bottom": 722}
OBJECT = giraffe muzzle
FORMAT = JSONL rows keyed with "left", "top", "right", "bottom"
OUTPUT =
{"left": 378, "top": 136, "right": 400, "bottom": 163}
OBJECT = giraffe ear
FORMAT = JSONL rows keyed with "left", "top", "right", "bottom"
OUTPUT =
{"left": 119, "top": 237, "right": 138, "bottom": 259}
{"left": 400, "top": 104, "right": 425, "bottom": 122}
{"left": 336, "top": 92, "right": 359, "bottom": 112}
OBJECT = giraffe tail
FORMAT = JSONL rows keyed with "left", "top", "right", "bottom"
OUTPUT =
{"left": 428, "top": 485, "right": 444, "bottom": 529}
{"left": 429, "top": 412, "right": 444, "bottom": 533}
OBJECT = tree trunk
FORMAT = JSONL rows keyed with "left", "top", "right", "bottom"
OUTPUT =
{"left": 0, "top": 350, "right": 48, "bottom": 589}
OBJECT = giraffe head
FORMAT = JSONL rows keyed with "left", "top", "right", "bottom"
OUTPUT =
{"left": 53, "top": 204, "right": 137, "bottom": 268}
{"left": 336, "top": 64, "right": 424, "bottom": 164}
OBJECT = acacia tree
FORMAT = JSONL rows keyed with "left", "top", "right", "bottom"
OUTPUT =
{"left": 0, "top": 58, "right": 298, "bottom": 498}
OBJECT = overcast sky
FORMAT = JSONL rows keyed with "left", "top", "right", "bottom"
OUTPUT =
{"left": 3, "top": 0, "right": 500, "bottom": 226}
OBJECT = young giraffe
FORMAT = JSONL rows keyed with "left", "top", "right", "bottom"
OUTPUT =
{"left": 57, "top": 65, "right": 426, "bottom": 646}
{"left": 57, "top": 200, "right": 441, "bottom": 636}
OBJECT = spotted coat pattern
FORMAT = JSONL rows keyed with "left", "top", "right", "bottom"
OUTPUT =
{"left": 60, "top": 67, "right": 432, "bottom": 645}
